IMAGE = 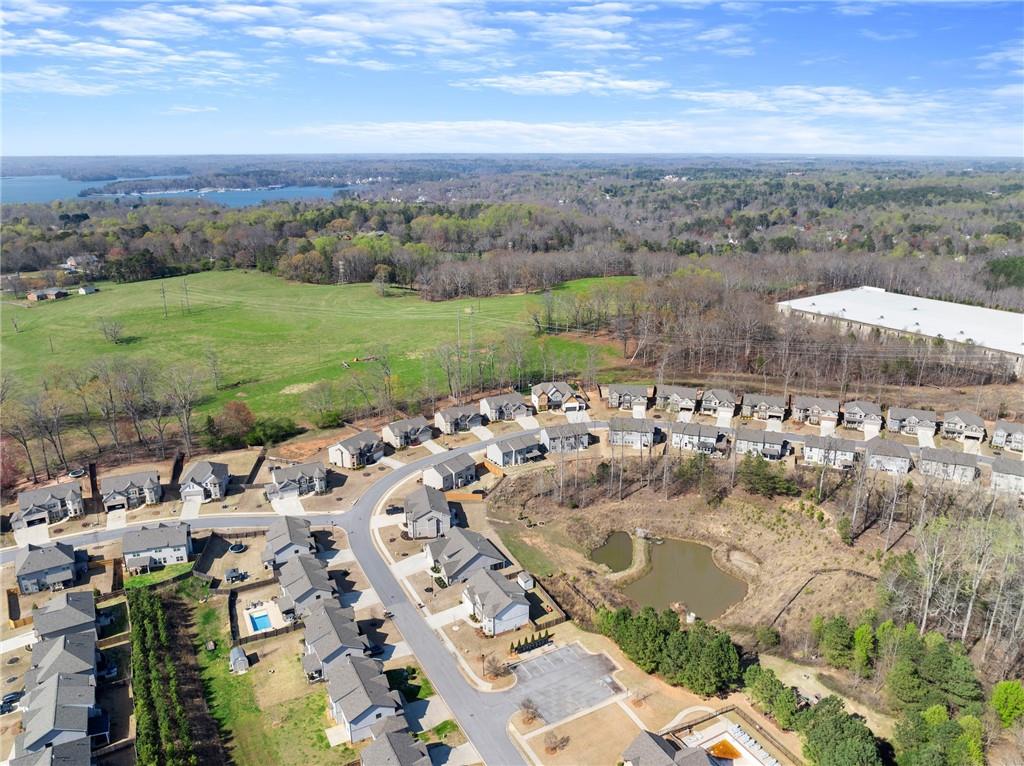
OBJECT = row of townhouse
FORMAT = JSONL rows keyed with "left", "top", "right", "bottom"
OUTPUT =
{"left": 10, "top": 591, "right": 111, "bottom": 765}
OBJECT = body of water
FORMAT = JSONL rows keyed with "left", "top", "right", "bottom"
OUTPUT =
{"left": 592, "top": 532, "right": 747, "bottom": 620}
{"left": 1, "top": 175, "right": 345, "bottom": 207}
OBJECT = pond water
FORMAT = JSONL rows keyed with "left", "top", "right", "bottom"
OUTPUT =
{"left": 592, "top": 533, "right": 747, "bottom": 620}
{"left": 591, "top": 530, "right": 634, "bottom": 572}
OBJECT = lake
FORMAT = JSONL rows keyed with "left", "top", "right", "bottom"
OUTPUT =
{"left": 1, "top": 175, "right": 346, "bottom": 207}
{"left": 592, "top": 532, "right": 747, "bottom": 620}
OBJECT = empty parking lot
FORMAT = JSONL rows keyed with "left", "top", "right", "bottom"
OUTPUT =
{"left": 510, "top": 644, "right": 620, "bottom": 723}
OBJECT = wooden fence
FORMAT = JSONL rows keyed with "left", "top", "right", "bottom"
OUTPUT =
{"left": 233, "top": 621, "right": 303, "bottom": 647}
{"left": 662, "top": 704, "right": 804, "bottom": 766}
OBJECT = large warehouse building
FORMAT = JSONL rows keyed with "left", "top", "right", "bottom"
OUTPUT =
{"left": 777, "top": 286, "right": 1024, "bottom": 376}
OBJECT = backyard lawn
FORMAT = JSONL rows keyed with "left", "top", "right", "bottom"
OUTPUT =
{"left": 123, "top": 561, "right": 195, "bottom": 590}
{"left": 2, "top": 271, "right": 627, "bottom": 419}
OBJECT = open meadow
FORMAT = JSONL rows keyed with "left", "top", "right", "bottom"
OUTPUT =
{"left": 2, "top": 271, "right": 626, "bottom": 419}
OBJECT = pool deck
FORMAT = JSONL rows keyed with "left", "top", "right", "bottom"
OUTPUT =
{"left": 240, "top": 599, "right": 288, "bottom": 638}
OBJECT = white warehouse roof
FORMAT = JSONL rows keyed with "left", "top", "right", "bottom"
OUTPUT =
{"left": 777, "top": 286, "right": 1023, "bottom": 357}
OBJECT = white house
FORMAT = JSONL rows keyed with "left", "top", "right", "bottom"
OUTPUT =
{"left": 791, "top": 396, "right": 841, "bottom": 425}
{"left": 918, "top": 448, "right": 977, "bottom": 484}
{"left": 326, "top": 655, "right": 401, "bottom": 742}
{"left": 607, "top": 418, "right": 657, "bottom": 449}
{"left": 734, "top": 428, "right": 788, "bottom": 461}
{"left": 941, "top": 411, "right": 986, "bottom": 443}
{"left": 434, "top": 404, "right": 483, "bottom": 435}
{"left": 669, "top": 422, "right": 722, "bottom": 455}
{"left": 539, "top": 422, "right": 591, "bottom": 452}
{"left": 887, "top": 407, "right": 938, "bottom": 436}
{"left": 605, "top": 384, "right": 649, "bottom": 411}
{"left": 802, "top": 435, "right": 859, "bottom": 469}
{"left": 179, "top": 461, "right": 229, "bottom": 503}
{"left": 865, "top": 437, "right": 912, "bottom": 474}
{"left": 486, "top": 435, "right": 542, "bottom": 467}
{"left": 381, "top": 416, "right": 432, "bottom": 450}
{"left": 462, "top": 569, "right": 529, "bottom": 636}
{"left": 261, "top": 516, "right": 316, "bottom": 569}
{"left": 422, "top": 453, "right": 477, "bottom": 491}
{"left": 122, "top": 522, "right": 192, "bottom": 573}
{"left": 992, "top": 420, "right": 1024, "bottom": 453}
{"left": 329, "top": 431, "right": 386, "bottom": 469}
{"left": 741, "top": 394, "right": 788, "bottom": 422}
{"left": 403, "top": 486, "right": 452, "bottom": 540}
{"left": 15, "top": 542, "right": 86, "bottom": 595}
{"left": 479, "top": 393, "right": 532, "bottom": 421}
{"left": 991, "top": 457, "right": 1024, "bottom": 499}
{"left": 425, "top": 527, "right": 506, "bottom": 584}
{"left": 843, "top": 400, "right": 884, "bottom": 431}
{"left": 655, "top": 385, "right": 700, "bottom": 414}
{"left": 700, "top": 389, "right": 736, "bottom": 417}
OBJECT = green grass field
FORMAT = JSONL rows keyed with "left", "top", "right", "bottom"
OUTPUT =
{"left": 123, "top": 561, "right": 195, "bottom": 589}
{"left": 2, "top": 271, "right": 626, "bottom": 419}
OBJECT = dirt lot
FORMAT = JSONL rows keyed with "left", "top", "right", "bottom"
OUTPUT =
{"left": 487, "top": 465, "right": 882, "bottom": 646}
{"left": 409, "top": 571, "right": 465, "bottom": 612}
{"left": 431, "top": 430, "right": 485, "bottom": 450}
{"left": 245, "top": 631, "right": 309, "bottom": 709}
{"left": 521, "top": 700, "right": 639, "bottom": 766}
{"left": 441, "top": 622, "right": 518, "bottom": 690}
{"left": 381, "top": 527, "right": 424, "bottom": 563}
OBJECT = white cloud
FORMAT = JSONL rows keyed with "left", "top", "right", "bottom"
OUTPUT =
{"left": 0, "top": 0, "right": 67, "bottom": 26}
{"left": 162, "top": 105, "right": 219, "bottom": 114}
{"left": 457, "top": 69, "right": 668, "bottom": 96}
{"left": 4, "top": 66, "right": 118, "bottom": 96}
{"left": 672, "top": 84, "right": 943, "bottom": 119}
{"left": 690, "top": 23, "right": 755, "bottom": 55}
{"left": 500, "top": 7, "right": 635, "bottom": 51}
{"left": 93, "top": 5, "right": 208, "bottom": 39}
{"left": 308, "top": 54, "right": 398, "bottom": 70}
{"left": 860, "top": 29, "right": 916, "bottom": 42}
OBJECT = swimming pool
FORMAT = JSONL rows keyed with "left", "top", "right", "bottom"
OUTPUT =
{"left": 249, "top": 612, "right": 272, "bottom": 632}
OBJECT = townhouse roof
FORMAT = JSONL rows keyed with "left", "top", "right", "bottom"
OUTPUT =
{"left": 992, "top": 456, "right": 1024, "bottom": 477}
{"left": 745, "top": 394, "right": 788, "bottom": 408}
{"left": 385, "top": 415, "right": 430, "bottom": 434}
{"left": 360, "top": 725, "right": 431, "bottom": 766}
{"left": 99, "top": 471, "right": 160, "bottom": 495}
{"left": 18, "top": 482, "right": 82, "bottom": 511}
{"left": 496, "top": 434, "right": 542, "bottom": 453}
{"left": 33, "top": 592, "right": 95, "bottom": 638}
{"left": 429, "top": 452, "right": 477, "bottom": 476}
{"left": 9, "top": 736, "right": 92, "bottom": 766}
{"left": 670, "top": 422, "right": 722, "bottom": 440}
{"left": 657, "top": 385, "right": 699, "bottom": 400}
{"left": 607, "top": 383, "right": 649, "bottom": 397}
{"left": 26, "top": 634, "right": 97, "bottom": 687}
{"left": 403, "top": 486, "right": 449, "bottom": 523}
{"left": 702, "top": 388, "right": 736, "bottom": 404}
{"left": 541, "top": 422, "right": 591, "bottom": 439}
{"left": 735, "top": 427, "right": 787, "bottom": 446}
{"left": 427, "top": 527, "right": 505, "bottom": 581}
{"left": 122, "top": 522, "right": 190, "bottom": 556}
{"left": 865, "top": 436, "right": 912, "bottom": 459}
{"left": 464, "top": 568, "right": 527, "bottom": 619}
{"left": 326, "top": 655, "right": 400, "bottom": 722}
{"left": 919, "top": 448, "right": 978, "bottom": 468}
{"left": 180, "top": 460, "right": 229, "bottom": 485}
{"left": 17, "top": 673, "right": 95, "bottom": 752}
{"left": 609, "top": 417, "right": 656, "bottom": 434}
{"left": 802, "top": 434, "right": 859, "bottom": 453}
{"left": 16, "top": 542, "right": 78, "bottom": 579}
{"left": 994, "top": 419, "right": 1024, "bottom": 436}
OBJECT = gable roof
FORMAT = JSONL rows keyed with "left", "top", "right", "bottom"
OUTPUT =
{"left": 609, "top": 417, "right": 656, "bottom": 434}
{"left": 385, "top": 415, "right": 430, "bottom": 434}
{"left": 336, "top": 430, "right": 384, "bottom": 452}
{"left": 122, "top": 522, "right": 190, "bottom": 556}
{"left": 657, "top": 385, "right": 699, "bottom": 400}
{"left": 404, "top": 486, "right": 449, "bottom": 523}
{"left": 429, "top": 452, "right": 476, "bottom": 477}
{"left": 326, "top": 655, "right": 400, "bottom": 722}
{"left": 9, "top": 736, "right": 92, "bottom": 766}
{"left": 802, "top": 434, "right": 859, "bottom": 453}
{"left": 464, "top": 568, "right": 528, "bottom": 619}
{"left": 844, "top": 400, "right": 882, "bottom": 417}
{"left": 33, "top": 592, "right": 95, "bottom": 638}
{"left": 531, "top": 381, "right": 574, "bottom": 397}
{"left": 919, "top": 447, "right": 977, "bottom": 468}
{"left": 622, "top": 731, "right": 678, "bottom": 766}
{"left": 17, "top": 673, "right": 95, "bottom": 752}
{"left": 18, "top": 482, "right": 82, "bottom": 511}
{"left": 270, "top": 461, "right": 326, "bottom": 485}
{"left": 180, "top": 460, "right": 229, "bottom": 485}
{"left": 27, "top": 634, "right": 97, "bottom": 686}
{"left": 541, "top": 422, "right": 591, "bottom": 439}
{"left": 670, "top": 422, "right": 722, "bottom": 440}
{"left": 263, "top": 516, "right": 313, "bottom": 560}
{"left": 943, "top": 410, "right": 985, "bottom": 428}
{"left": 481, "top": 393, "right": 529, "bottom": 409}
{"left": 16, "top": 542, "right": 78, "bottom": 579}
{"left": 304, "top": 601, "right": 366, "bottom": 663}
{"left": 429, "top": 527, "right": 505, "bottom": 581}
{"left": 994, "top": 419, "right": 1024, "bottom": 437}
{"left": 866, "top": 436, "right": 911, "bottom": 460}
{"left": 992, "top": 456, "right": 1024, "bottom": 477}
{"left": 279, "top": 553, "right": 336, "bottom": 603}
{"left": 888, "top": 406, "right": 938, "bottom": 422}
{"left": 744, "top": 394, "right": 788, "bottom": 408}
{"left": 792, "top": 395, "right": 841, "bottom": 411}
{"left": 735, "top": 427, "right": 787, "bottom": 447}
{"left": 607, "top": 383, "right": 649, "bottom": 397}
{"left": 702, "top": 388, "right": 735, "bottom": 404}
{"left": 360, "top": 725, "right": 431, "bottom": 766}
{"left": 497, "top": 434, "right": 542, "bottom": 453}
{"left": 99, "top": 471, "right": 160, "bottom": 495}
{"left": 436, "top": 404, "right": 479, "bottom": 422}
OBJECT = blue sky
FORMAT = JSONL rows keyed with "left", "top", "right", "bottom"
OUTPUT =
{"left": 2, "top": 0, "right": 1022, "bottom": 156}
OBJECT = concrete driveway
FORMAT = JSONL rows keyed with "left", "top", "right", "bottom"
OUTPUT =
{"left": 423, "top": 440, "right": 448, "bottom": 455}
{"left": 675, "top": 411, "right": 693, "bottom": 423}
{"left": 179, "top": 498, "right": 202, "bottom": 519}
{"left": 424, "top": 602, "right": 470, "bottom": 629}
{"left": 509, "top": 644, "right": 620, "bottom": 724}
{"left": 13, "top": 524, "right": 51, "bottom": 546}
{"left": 515, "top": 415, "right": 540, "bottom": 430}
{"left": 864, "top": 423, "right": 881, "bottom": 440}
{"left": 765, "top": 419, "right": 783, "bottom": 433}
{"left": 566, "top": 410, "right": 591, "bottom": 423}
{"left": 820, "top": 420, "right": 837, "bottom": 437}
{"left": 404, "top": 696, "right": 453, "bottom": 732}
{"left": 470, "top": 425, "right": 494, "bottom": 440}
{"left": 340, "top": 587, "right": 381, "bottom": 610}
{"left": 391, "top": 552, "right": 428, "bottom": 578}
{"left": 381, "top": 456, "right": 406, "bottom": 469}
{"left": 715, "top": 411, "right": 734, "bottom": 428}
{"left": 105, "top": 509, "right": 127, "bottom": 530}
{"left": 270, "top": 496, "right": 305, "bottom": 516}
{"left": 917, "top": 431, "right": 936, "bottom": 448}
{"left": 963, "top": 439, "right": 981, "bottom": 455}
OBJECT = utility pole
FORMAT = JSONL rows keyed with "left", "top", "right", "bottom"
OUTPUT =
{"left": 160, "top": 284, "right": 168, "bottom": 318}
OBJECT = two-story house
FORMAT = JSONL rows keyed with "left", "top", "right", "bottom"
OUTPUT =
{"left": 530, "top": 381, "right": 587, "bottom": 412}
{"left": 422, "top": 453, "right": 477, "bottom": 491}
{"left": 991, "top": 457, "right": 1024, "bottom": 499}
{"left": 802, "top": 435, "right": 859, "bottom": 469}
{"left": 326, "top": 655, "right": 401, "bottom": 743}
{"left": 403, "top": 486, "right": 452, "bottom": 540}
{"left": 791, "top": 396, "right": 841, "bottom": 425}
{"left": 262, "top": 516, "right": 316, "bottom": 570}
{"left": 302, "top": 601, "right": 367, "bottom": 682}
{"left": 479, "top": 393, "right": 532, "bottom": 421}
{"left": 668, "top": 422, "right": 723, "bottom": 455}
{"left": 433, "top": 404, "right": 483, "bottom": 435}
{"left": 608, "top": 418, "right": 658, "bottom": 449}
{"left": 992, "top": 420, "right": 1024, "bottom": 453}
{"left": 99, "top": 471, "right": 162, "bottom": 512}
{"left": 843, "top": 401, "right": 884, "bottom": 432}
{"left": 122, "top": 522, "right": 193, "bottom": 574}
{"left": 918, "top": 448, "right": 978, "bottom": 484}
{"left": 734, "top": 428, "right": 788, "bottom": 461}
{"left": 15, "top": 542, "right": 87, "bottom": 595}
{"left": 741, "top": 394, "right": 788, "bottom": 422}
{"left": 179, "top": 461, "right": 229, "bottom": 503}
{"left": 266, "top": 462, "right": 327, "bottom": 499}
{"left": 278, "top": 553, "right": 337, "bottom": 621}
{"left": 699, "top": 389, "right": 737, "bottom": 418}
{"left": 887, "top": 407, "right": 938, "bottom": 436}
{"left": 486, "top": 435, "right": 543, "bottom": 467}
{"left": 941, "top": 411, "right": 986, "bottom": 443}
{"left": 865, "top": 437, "right": 912, "bottom": 474}
{"left": 539, "top": 422, "right": 592, "bottom": 452}
{"left": 462, "top": 569, "right": 529, "bottom": 636}
{"left": 381, "top": 416, "right": 432, "bottom": 450}
{"left": 605, "top": 384, "right": 649, "bottom": 411}
{"left": 329, "top": 431, "right": 386, "bottom": 469}
{"left": 13, "top": 482, "right": 84, "bottom": 531}
{"left": 425, "top": 527, "right": 506, "bottom": 585}
{"left": 654, "top": 385, "right": 700, "bottom": 415}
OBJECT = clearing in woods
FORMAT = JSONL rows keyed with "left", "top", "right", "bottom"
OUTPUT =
{"left": 2, "top": 271, "right": 627, "bottom": 418}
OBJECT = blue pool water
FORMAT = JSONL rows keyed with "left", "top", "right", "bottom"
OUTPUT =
{"left": 249, "top": 612, "right": 272, "bottom": 632}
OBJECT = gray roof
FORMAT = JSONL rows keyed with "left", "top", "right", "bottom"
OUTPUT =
{"left": 792, "top": 395, "right": 841, "bottom": 411}
{"left": 943, "top": 410, "right": 985, "bottom": 428}
{"left": 888, "top": 406, "right": 938, "bottom": 422}
{"left": 99, "top": 470, "right": 160, "bottom": 495}
{"left": 360, "top": 726, "right": 431, "bottom": 766}
{"left": 16, "top": 542, "right": 78, "bottom": 579}
{"left": 670, "top": 422, "right": 722, "bottom": 440}
{"left": 326, "top": 655, "right": 400, "bottom": 721}
{"left": 622, "top": 732, "right": 715, "bottom": 766}
{"left": 866, "top": 436, "right": 911, "bottom": 459}
{"left": 920, "top": 447, "right": 978, "bottom": 468}
{"left": 844, "top": 400, "right": 882, "bottom": 417}
{"left": 745, "top": 394, "right": 788, "bottom": 408}
{"left": 608, "top": 383, "right": 649, "bottom": 397}
{"left": 27, "top": 634, "right": 97, "bottom": 686}
{"left": 304, "top": 601, "right": 366, "bottom": 663}
{"left": 336, "top": 430, "right": 384, "bottom": 452}
{"left": 736, "top": 427, "right": 787, "bottom": 446}
{"left": 531, "top": 380, "right": 574, "bottom": 397}
{"left": 270, "top": 461, "right": 326, "bottom": 484}
{"left": 803, "top": 434, "right": 859, "bottom": 452}
{"left": 436, "top": 404, "right": 479, "bottom": 422}
{"left": 994, "top": 419, "right": 1024, "bottom": 436}
{"left": 541, "top": 422, "right": 591, "bottom": 439}
{"left": 17, "top": 673, "right": 95, "bottom": 752}
{"left": 385, "top": 415, "right": 430, "bottom": 435}
{"left": 279, "top": 553, "right": 335, "bottom": 603}
{"left": 430, "top": 452, "right": 477, "bottom": 476}
{"left": 702, "top": 388, "right": 736, "bottom": 405}
{"left": 10, "top": 736, "right": 92, "bottom": 766}
{"left": 499, "top": 434, "right": 542, "bottom": 452}
{"left": 482, "top": 393, "right": 529, "bottom": 408}
{"left": 428, "top": 527, "right": 505, "bottom": 581}
{"left": 609, "top": 417, "right": 656, "bottom": 434}
{"left": 18, "top": 482, "right": 82, "bottom": 512}
{"left": 123, "top": 522, "right": 190, "bottom": 556}
{"left": 992, "top": 457, "right": 1024, "bottom": 477}
{"left": 180, "top": 460, "right": 229, "bottom": 485}
{"left": 657, "top": 385, "right": 699, "bottom": 400}
{"left": 404, "top": 486, "right": 450, "bottom": 523}
{"left": 464, "top": 569, "right": 528, "bottom": 619}
{"left": 33, "top": 592, "right": 95, "bottom": 639}
{"left": 262, "top": 516, "right": 314, "bottom": 561}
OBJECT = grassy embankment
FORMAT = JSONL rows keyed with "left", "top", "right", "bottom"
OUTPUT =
{"left": 2, "top": 271, "right": 628, "bottom": 419}
{"left": 123, "top": 561, "right": 195, "bottom": 590}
